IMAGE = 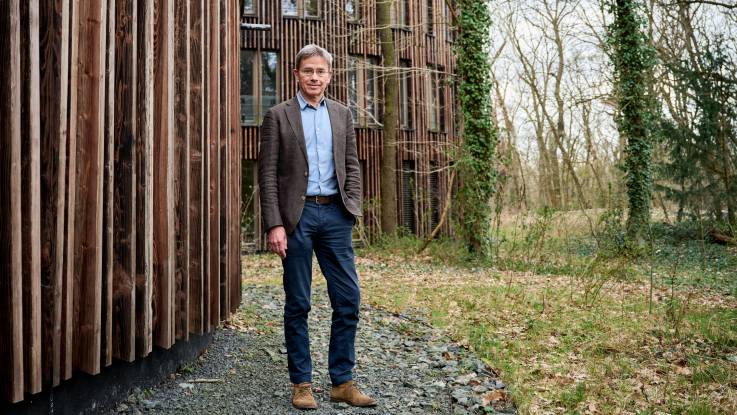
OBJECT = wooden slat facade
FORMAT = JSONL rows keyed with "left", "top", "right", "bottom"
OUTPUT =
{"left": 0, "top": 0, "right": 242, "bottom": 404}
{"left": 239, "top": 0, "right": 457, "bottom": 246}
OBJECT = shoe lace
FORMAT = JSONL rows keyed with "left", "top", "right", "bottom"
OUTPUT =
{"left": 295, "top": 384, "right": 312, "bottom": 399}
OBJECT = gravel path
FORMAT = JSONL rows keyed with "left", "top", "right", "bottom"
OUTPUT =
{"left": 115, "top": 285, "right": 516, "bottom": 415}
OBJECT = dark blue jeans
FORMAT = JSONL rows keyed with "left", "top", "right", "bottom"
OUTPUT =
{"left": 282, "top": 200, "right": 360, "bottom": 385}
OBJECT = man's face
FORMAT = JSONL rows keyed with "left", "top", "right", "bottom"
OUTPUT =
{"left": 293, "top": 55, "right": 332, "bottom": 102}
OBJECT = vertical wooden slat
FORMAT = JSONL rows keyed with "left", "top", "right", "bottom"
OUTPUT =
{"left": 230, "top": 0, "right": 241, "bottom": 314}
{"left": 219, "top": 0, "right": 230, "bottom": 320}
{"left": 153, "top": 0, "right": 176, "bottom": 348}
{"left": 39, "top": 0, "right": 70, "bottom": 388}
{"left": 174, "top": 0, "right": 191, "bottom": 340}
{"left": 101, "top": 0, "right": 116, "bottom": 369}
{"left": 61, "top": 0, "right": 80, "bottom": 381}
{"left": 208, "top": 0, "right": 221, "bottom": 327}
{"left": 202, "top": 0, "right": 211, "bottom": 333}
{"left": 20, "top": 0, "right": 43, "bottom": 395}
{"left": 189, "top": 0, "right": 206, "bottom": 335}
{"left": 113, "top": 0, "right": 137, "bottom": 362}
{"left": 135, "top": 0, "right": 154, "bottom": 358}
{"left": 73, "top": 0, "right": 106, "bottom": 375}
{"left": 0, "top": 0, "right": 25, "bottom": 403}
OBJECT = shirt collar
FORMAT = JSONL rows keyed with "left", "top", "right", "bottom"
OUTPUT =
{"left": 297, "top": 90, "right": 326, "bottom": 110}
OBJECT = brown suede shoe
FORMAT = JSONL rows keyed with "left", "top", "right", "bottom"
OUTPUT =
{"left": 330, "top": 380, "right": 377, "bottom": 407}
{"left": 292, "top": 382, "right": 318, "bottom": 410}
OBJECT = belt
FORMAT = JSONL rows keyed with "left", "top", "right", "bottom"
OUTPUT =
{"left": 304, "top": 195, "right": 339, "bottom": 205}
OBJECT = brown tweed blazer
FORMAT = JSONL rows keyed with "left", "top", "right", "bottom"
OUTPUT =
{"left": 258, "top": 96, "right": 362, "bottom": 235}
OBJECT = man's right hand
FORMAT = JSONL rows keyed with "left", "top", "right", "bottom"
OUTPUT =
{"left": 267, "top": 226, "right": 288, "bottom": 259}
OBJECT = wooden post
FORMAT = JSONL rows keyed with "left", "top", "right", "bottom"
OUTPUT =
{"left": 20, "top": 0, "right": 43, "bottom": 395}
{"left": 173, "top": 0, "right": 191, "bottom": 340}
{"left": 73, "top": 0, "right": 106, "bottom": 375}
{"left": 101, "top": 0, "right": 115, "bottom": 369}
{"left": 113, "top": 0, "right": 137, "bottom": 362}
{"left": 61, "top": 0, "right": 80, "bottom": 381}
{"left": 189, "top": 0, "right": 206, "bottom": 335}
{"left": 153, "top": 0, "right": 176, "bottom": 348}
{"left": 0, "top": 0, "right": 25, "bottom": 403}
{"left": 219, "top": 0, "right": 230, "bottom": 320}
{"left": 39, "top": 0, "right": 70, "bottom": 388}
{"left": 208, "top": 0, "right": 220, "bottom": 327}
{"left": 135, "top": 0, "right": 154, "bottom": 358}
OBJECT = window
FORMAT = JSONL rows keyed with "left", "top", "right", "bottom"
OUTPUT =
{"left": 241, "top": 50, "right": 278, "bottom": 126}
{"left": 347, "top": 56, "right": 380, "bottom": 127}
{"left": 445, "top": 0, "right": 456, "bottom": 42}
{"left": 402, "top": 160, "right": 416, "bottom": 234}
{"left": 426, "top": 0, "right": 434, "bottom": 35}
{"left": 427, "top": 66, "right": 446, "bottom": 132}
{"left": 399, "top": 60, "right": 413, "bottom": 130}
{"left": 346, "top": 0, "right": 360, "bottom": 21}
{"left": 242, "top": 0, "right": 255, "bottom": 15}
{"left": 391, "top": 0, "right": 410, "bottom": 28}
{"left": 283, "top": 0, "right": 320, "bottom": 18}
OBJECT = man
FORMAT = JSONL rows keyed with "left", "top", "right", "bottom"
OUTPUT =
{"left": 258, "top": 44, "right": 377, "bottom": 410}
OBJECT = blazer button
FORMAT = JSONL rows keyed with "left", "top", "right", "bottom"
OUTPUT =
{"left": 304, "top": 171, "right": 308, "bottom": 177}
{"left": 301, "top": 195, "right": 306, "bottom": 200}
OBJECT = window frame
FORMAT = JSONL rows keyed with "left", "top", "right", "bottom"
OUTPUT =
{"left": 399, "top": 60, "right": 414, "bottom": 131}
{"left": 240, "top": 48, "right": 280, "bottom": 127}
{"left": 347, "top": 55, "right": 381, "bottom": 128}
{"left": 345, "top": 0, "right": 361, "bottom": 22}
{"left": 425, "top": 0, "right": 434, "bottom": 36}
{"left": 391, "top": 0, "right": 411, "bottom": 29}
{"left": 426, "top": 66, "right": 446, "bottom": 133}
{"left": 282, "top": 0, "right": 322, "bottom": 19}
{"left": 242, "top": 0, "right": 256, "bottom": 16}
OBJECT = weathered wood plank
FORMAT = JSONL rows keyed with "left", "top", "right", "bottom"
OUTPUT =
{"left": 61, "top": 0, "right": 79, "bottom": 381}
{"left": 113, "top": 0, "right": 137, "bottom": 362}
{"left": 208, "top": 0, "right": 221, "bottom": 327}
{"left": 153, "top": 0, "right": 176, "bottom": 348}
{"left": 73, "top": 0, "right": 106, "bottom": 375}
{"left": 39, "top": 0, "right": 70, "bottom": 388}
{"left": 230, "top": 0, "right": 241, "bottom": 314}
{"left": 0, "top": 0, "right": 25, "bottom": 402}
{"left": 188, "top": 0, "right": 205, "bottom": 335}
{"left": 202, "top": 0, "right": 211, "bottom": 334}
{"left": 101, "top": 0, "right": 115, "bottom": 369}
{"left": 173, "top": 0, "right": 191, "bottom": 341}
{"left": 218, "top": 0, "right": 230, "bottom": 320}
{"left": 20, "top": 0, "right": 43, "bottom": 395}
{"left": 135, "top": 0, "right": 153, "bottom": 358}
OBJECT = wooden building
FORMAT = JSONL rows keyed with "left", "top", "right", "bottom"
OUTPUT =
{"left": 239, "top": 0, "right": 458, "bottom": 245}
{"left": 1, "top": 0, "right": 242, "bottom": 404}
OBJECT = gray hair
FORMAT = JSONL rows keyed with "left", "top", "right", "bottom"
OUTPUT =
{"left": 295, "top": 44, "right": 333, "bottom": 70}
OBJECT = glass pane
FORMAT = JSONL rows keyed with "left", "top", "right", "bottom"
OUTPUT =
{"left": 241, "top": 50, "right": 256, "bottom": 125}
{"left": 305, "top": 0, "right": 320, "bottom": 17}
{"left": 400, "top": 61, "right": 412, "bottom": 129}
{"left": 243, "top": 0, "right": 255, "bottom": 14}
{"left": 426, "top": 0, "right": 433, "bottom": 34}
{"left": 347, "top": 57, "right": 359, "bottom": 124}
{"left": 427, "top": 71, "right": 437, "bottom": 131}
{"left": 438, "top": 74, "right": 445, "bottom": 132}
{"left": 282, "top": 0, "right": 297, "bottom": 16}
{"left": 346, "top": 0, "right": 356, "bottom": 20}
{"left": 366, "top": 60, "right": 377, "bottom": 123}
{"left": 261, "top": 51, "right": 279, "bottom": 122}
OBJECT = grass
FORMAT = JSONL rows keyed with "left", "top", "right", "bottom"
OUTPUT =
{"left": 241, "top": 211, "right": 737, "bottom": 414}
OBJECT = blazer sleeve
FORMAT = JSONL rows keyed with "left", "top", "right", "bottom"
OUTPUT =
{"left": 258, "top": 108, "right": 284, "bottom": 230}
{"left": 343, "top": 107, "right": 362, "bottom": 215}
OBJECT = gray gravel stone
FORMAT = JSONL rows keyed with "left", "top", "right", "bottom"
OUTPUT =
{"left": 114, "top": 285, "right": 515, "bottom": 414}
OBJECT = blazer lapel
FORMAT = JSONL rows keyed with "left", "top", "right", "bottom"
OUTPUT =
{"left": 285, "top": 97, "right": 308, "bottom": 163}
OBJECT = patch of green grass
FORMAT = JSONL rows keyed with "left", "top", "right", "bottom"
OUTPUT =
{"left": 558, "top": 382, "right": 587, "bottom": 411}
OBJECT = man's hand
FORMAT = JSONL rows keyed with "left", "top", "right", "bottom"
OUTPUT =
{"left": 268, "top": 226, "right": 288, "bottom": 259}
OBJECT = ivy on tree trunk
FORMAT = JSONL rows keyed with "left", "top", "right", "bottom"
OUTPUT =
{"left": 456, "top": 0, "right": 498, "bottom": 256}
{"left": 607, "top": 0, "right": 657, "bottom": 243}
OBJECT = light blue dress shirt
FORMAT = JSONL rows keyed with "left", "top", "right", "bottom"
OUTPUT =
{"left": 297, "top": 91, "right": 338, "bottom": 196}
